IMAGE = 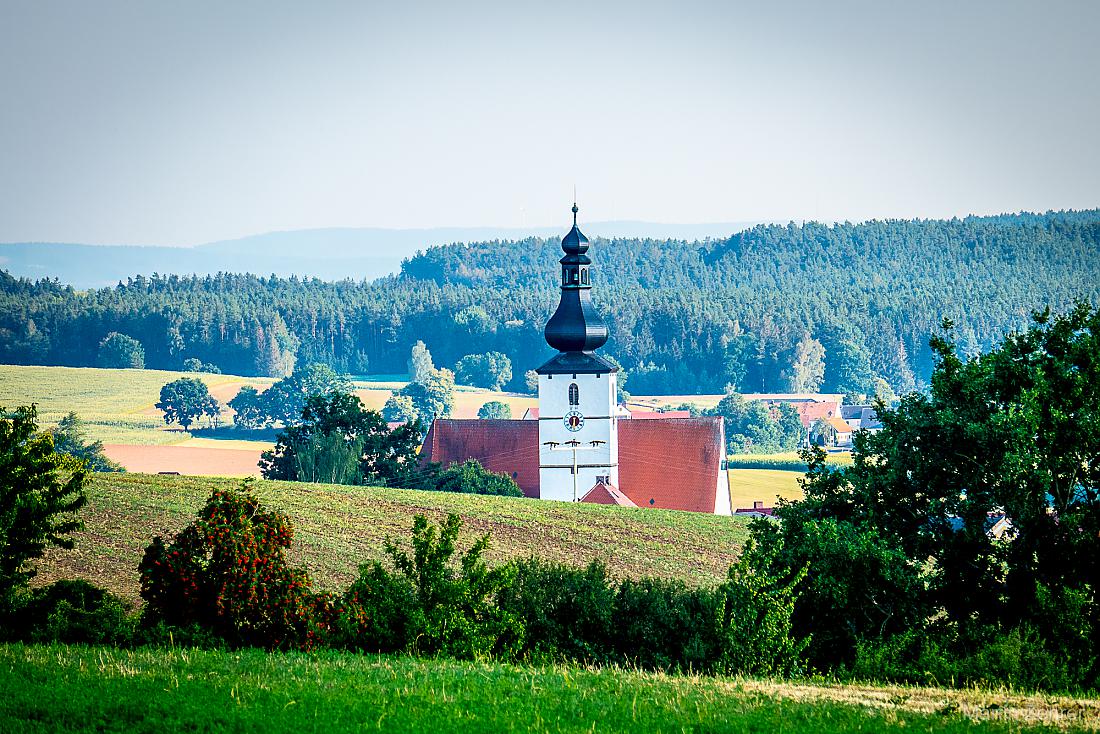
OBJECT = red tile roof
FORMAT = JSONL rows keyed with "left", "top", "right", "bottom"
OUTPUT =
{"left": 580, "top": 481, "right": 638, "bottom": 507}
{"left": 825, "top": 416, "right": 853, "bottom": 433}
{"left": 618, "top": 417, "right": 724, "bottom": 513}
{"left": 790, "top": 401, "right": 840, "bottom": 428}
{"left": 420, "top": 419, "right": 540, "bottom": 497}
{"left": 419, "top": 416, "right": 724, "bottom": 513}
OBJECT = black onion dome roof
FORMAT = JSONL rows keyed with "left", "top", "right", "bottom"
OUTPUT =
{"left": 542, "top": 203, "right": 610, "bottom": 357}
{"left": 561, "top": 223, "right": 590, "bottom": 254}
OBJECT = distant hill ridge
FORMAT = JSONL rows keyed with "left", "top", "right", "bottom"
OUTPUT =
{"left": 0, "top": 220, "right": 763, "bottom": 288}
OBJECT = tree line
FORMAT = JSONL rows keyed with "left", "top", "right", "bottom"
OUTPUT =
{"left": 1, "top": 210, "right": 1098, "bottom": 397}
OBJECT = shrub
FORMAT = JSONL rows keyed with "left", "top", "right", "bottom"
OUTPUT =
{"left": 138, "top": 484, "right": 332, "bottom": 650}
{"left": 850, "top": 624, "right": 1083, "bottom": 693}
{"left": 6, "top": 579, "right": 134, "bottom": 645}
{"left": 433, "top": 460, "right": 522, "bottom": 496}
{"left": 715, "top": 535, "right": 808, "bottom": 677}
{"left": 333, "top": 514, "right": 520, "bottom": 659}
{"left": 496, "top": 558, "right": 616, "bottom": 664}
{"left": 613, "top": 577, "right": 720, "bottom": 672}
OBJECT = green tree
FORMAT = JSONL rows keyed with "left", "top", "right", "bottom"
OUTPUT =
{"left": 433, "top": 459, "right": 522, "bottom": 497}
{"left": 96, "top": 332, "right": 144, "bottom": 369}
{"left": 821, "top": 331, "right": 874, "bottom": 396}
{"left": 524, "top": 369, "right": 539, "bottom": 394}
{"left": 155, "top": 378, "right": 220, "bottom": 430}
{"left": 382, "top": 394, "right": 419, "bottom": 424}
{"left": 709, "top": 393, "right": 802, "bottom": 454}
{"left": 49, "top": 413, "right": 122, "bottom": 472}
{"left": 0, "top": 406, "right": 88, "bottom": 610}
{"left": 753, "top": 303, "right": 1100, "bottom": 674}
{"left": 395, "top": 368, "right": 455, "bottom": 425}
{"left": 182, "top": 357, "right": 221, "bottom": 374}
{"left": 228, "top": 385, "right": 267, "bottom": 429}
{"left": 260, "top": 391, "right": 427, "bottom": 488}
{"left": 603, "top": 354, "right": 629, "bottom": 403}
{"left": 785, "top": 334, "right": 826, "bottom": 393}
{"left": 261, "top": 363, "right": 353, "bottom": 426}
{"left": 455, "top": 352, "right": 512, "bottom": 391}
{"left": 407, "top": 341, "right": 435, "bottom": 384}
{"left": 477, "top": 401, "right": 512, "bottom": 420}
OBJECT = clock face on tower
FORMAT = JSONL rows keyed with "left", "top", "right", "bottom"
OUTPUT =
{"left": 564, "top": 409, "right": 585, "bottom": 432}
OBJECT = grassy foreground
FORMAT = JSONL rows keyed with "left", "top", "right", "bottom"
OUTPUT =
{"left": 37, "top": 473, "right": 749, "bottom": 600}
{"left": 1, "top": 644, "right": 1092, "bottom": 733}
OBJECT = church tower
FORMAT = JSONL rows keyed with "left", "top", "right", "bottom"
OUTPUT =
{"left": 536, "top": 204, "right": 619, "bottom": 501}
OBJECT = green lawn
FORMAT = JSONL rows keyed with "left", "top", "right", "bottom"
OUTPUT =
{"left": 37, "top": 472, "right": 750, "bottom": 601}
{"left": 1, "top": 644, "right": 1089, "bottom": 733}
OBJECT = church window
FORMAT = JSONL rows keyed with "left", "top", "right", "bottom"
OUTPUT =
{"left": 569, "top": 383, "right": 579, "bottom": 406}
{"left": 581, "top": 269, "right": 589, "bottom": 285}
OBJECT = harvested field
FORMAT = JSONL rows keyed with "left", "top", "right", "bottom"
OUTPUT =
{"left": 102, "top": 444, "right": 262, "bottom": 477}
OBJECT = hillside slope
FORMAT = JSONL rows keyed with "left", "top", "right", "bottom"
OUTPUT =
{"left": 37, "top": 473, "right": 749, "bottom": 601}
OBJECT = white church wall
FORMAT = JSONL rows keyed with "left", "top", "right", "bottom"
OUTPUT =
{"left": 538, "top": 370, "right": 620, "bottom": 501}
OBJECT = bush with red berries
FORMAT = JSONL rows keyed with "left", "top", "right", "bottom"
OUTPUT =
{"left": 138, "top": 483, "right": 332, "bottom": 649}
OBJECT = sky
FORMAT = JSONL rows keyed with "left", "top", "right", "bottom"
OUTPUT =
{"left": 1, "top": 0, "right": 1098, "bottom": 246}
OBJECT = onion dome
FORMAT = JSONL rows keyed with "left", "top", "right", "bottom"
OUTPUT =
{"left": 543, "top": 203, "right": 610, "bottom": 355}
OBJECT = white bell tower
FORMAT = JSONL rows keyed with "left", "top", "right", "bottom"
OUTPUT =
{"left": 536, "top": 204, "right": 619, "bottom": 501}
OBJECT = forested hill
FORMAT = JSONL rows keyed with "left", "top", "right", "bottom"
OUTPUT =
{"left": 2, "top": 210, "right": 1098, "bottom": 396}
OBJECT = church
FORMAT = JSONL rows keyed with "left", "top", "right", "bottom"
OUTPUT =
{"left": 420, "top": 205, "right": 731, "bottom": 515}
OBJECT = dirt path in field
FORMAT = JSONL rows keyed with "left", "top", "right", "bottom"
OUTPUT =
{"left": 732, "top": 679, "right": 1100, "bottom": 729}
{"left": 103, "top": 444, "right": 262, "bottom": 476}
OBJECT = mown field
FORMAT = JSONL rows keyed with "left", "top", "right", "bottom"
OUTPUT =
{"left": 36, "top": 473, "right": 750, "bottom": 601}
{"left": 3, "top": 643, "right": 1095, "bottom": 733}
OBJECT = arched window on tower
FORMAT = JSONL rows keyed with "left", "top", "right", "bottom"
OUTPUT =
{"left": 569, "top": 383, "right": 579, "bottom": 406}
{"left": 581, "top": 268, "right": 589, "bottom": 285}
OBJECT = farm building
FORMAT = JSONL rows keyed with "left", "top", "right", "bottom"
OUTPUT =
{"left": 419, "top": 205, "right": 729, "bottom": 514}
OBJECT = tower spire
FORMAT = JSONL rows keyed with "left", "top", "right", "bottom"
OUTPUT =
{"left": 542, "top": 201, "right": 609, "bottom": 353}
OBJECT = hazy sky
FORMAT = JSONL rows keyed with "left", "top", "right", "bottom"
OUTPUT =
{"left": 2, "top": 0, "right": 1098, "bottom": 245}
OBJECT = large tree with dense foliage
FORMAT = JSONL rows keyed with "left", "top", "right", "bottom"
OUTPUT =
{"left": 746, "top": 302, "right": 1100, "bottom": 681}
{"left": 155, "top": 378, "right": 220, "bottom": 430}
{"left": 0, "top": 406, "right": 88, "bottom": 610}
{"left": 260, "top": 392, "right": 425, "bottom": 488}
{"left": 96, "top": 332, "right": 144, "bottom": 369}
{"left": 455, "top": 352, "right": 512, "bottom": 391}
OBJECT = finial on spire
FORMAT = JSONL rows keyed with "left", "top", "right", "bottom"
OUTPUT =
{"left": 572, "top": 201, "right": 578, "bottom": 225}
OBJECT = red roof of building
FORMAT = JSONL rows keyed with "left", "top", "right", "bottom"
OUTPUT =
{"left": 825, "top": 416, "right": 853, "bottom": 433}
{"left": 580, "top": 480, "right": 638, "bottom": 507}
{"left": 791, "top": 401, "right": 840, "bottom": 428}
{"left": 419, "top": 416, "right": 724, "bottom": 513}
{"left": 618, "top": 418, "right": 723, "bottom": 513}
{"left": 420, "top": 419, "right": 540, "bottom": 497}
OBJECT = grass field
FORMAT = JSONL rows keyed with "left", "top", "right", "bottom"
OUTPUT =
{"left": 727, "top": 469, "right": 804, "bottom": 510}
{"left": 37, "top": 472, "right": 750, "bottom": 601}
{"left": 2, "top": 643, "right": 1094, "bottom": 733}
{"left": 0, "top": 364, "right": 277, "bottom": 445}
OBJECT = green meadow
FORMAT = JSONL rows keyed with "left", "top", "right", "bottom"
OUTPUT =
{"left": 2, "top": 643, "right": 1092, "bottom": 733}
